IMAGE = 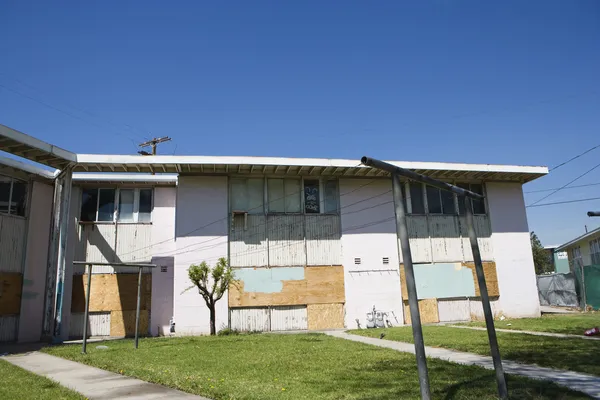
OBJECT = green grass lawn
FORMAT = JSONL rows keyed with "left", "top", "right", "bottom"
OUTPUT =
{"left": 42, "top": 333, "right": 588, "bottom": 400}
{"left": 0, "top": 359, "right": 84, "bottom": 400}
{"left": 350, "top": 325, "right": 600, "bottom": 377}
{"left": 460, "top": 313, "right": 600, "bottom": 335}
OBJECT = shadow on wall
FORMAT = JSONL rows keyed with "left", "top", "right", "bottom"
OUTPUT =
{"left": 72, "top": 225, "right": 163, "bottom": 337}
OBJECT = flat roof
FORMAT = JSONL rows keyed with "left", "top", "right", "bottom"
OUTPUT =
{"left": 0, "top": 123, "right": 549, "bottom": 183}
{"left": 0, "top": 155, "right": 56, "bottom": 182}
{"left": 556, "top": 227, "right": 600, "bottom": 252}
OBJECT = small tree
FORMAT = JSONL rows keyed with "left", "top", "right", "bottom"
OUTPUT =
{"left": 187, "top": 257, "right": 235, "bottom": 335}
{"left": 530, "top": 231, "right": 553, "bottom": 275}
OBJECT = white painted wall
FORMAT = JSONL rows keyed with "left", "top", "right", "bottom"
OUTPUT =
{"left": 18, "top": 181, "right": 53, "bottom": 342}
{"left": 174, "top": 176, "right": 228, "bottom": 334}
{"left": 339, "top": 178, "right": 404, "bottom": 328}
{"left": 487, "top": 182, "right": 540, "bottom": 318}
{"left": 150, "top": 187, "right": 176, "bottom": 336}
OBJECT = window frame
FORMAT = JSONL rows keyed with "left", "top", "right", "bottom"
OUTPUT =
{"left": 79, "top": 187, "right": 154, "bottom": 224}
{"left": 0, "top": 174, "right": 29, "bottom": 218}
{"left": 405, "top": 181, "right": 487, "bottom": 216}
{"left": 590, "top": 238, "right": 600, "bottom": 265}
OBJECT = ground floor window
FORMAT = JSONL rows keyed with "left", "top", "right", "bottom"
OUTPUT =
{"left": 0, "top": 174, "right": 28, "bottom": 217}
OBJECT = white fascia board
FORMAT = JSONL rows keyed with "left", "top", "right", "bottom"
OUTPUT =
{"left": 75, "top": 153, "right": 549, "bottom": 175}
{"left": 556, "top": 227, "right": 600, "bottom": 252}
{"left": 0, "top": 155, "right": 57, "bottom": 179}
{"left": 72, "top": 173, "right": 178, "bottom": 183}
{"left": 0, "top": 124, "right": 77, "bottom": 163}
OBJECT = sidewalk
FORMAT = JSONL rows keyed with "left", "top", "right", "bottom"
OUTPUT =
{"left": 2, "top": 351, "right": 210, "bottom": 400}
{"left": 448, "top": 324, "right": 600, "bottom": 340}
{"left": 326, "top": 331, "right": 600, "bottom": 399}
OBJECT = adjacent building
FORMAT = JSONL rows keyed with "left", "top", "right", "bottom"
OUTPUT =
{"left": 0, "top": 124, "right": 548, "bottom": 341}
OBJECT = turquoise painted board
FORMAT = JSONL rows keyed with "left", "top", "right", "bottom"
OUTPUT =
{"left": 235, "top": 267, "right": 305, "bottom": 293}
{"left": 413, "top": 263, "right": 476, "bottom": 299}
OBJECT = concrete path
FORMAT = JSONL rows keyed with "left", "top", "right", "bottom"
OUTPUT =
{"left": 449, "top": 324, "right": 600, "bottom": 340}
{"left": 540, "top": 305, "right": 580, "bottom": 314}
{"left": 326, "top": 331, "right": 600, "bottom": 399}
{"left": 2, "top": 351, "right": 210, "bottom": 400}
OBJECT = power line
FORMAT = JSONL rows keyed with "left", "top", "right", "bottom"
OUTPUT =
{"left": 527, "top": 161, "right": 600, "bottom": 207}
{"left": 0, "top": 72, "right": 151, "bottom": 142}
{"left": 525, "top": 182, "right": 600, "bottom": 194}
{"left": 549, "top": 143, "right": 600, "bottom": 172}
{"left": 527, "top": 196, "right": 600, "bottom": 208}
{"left": 0, "top": 83, "right": 143, "bottom": 151}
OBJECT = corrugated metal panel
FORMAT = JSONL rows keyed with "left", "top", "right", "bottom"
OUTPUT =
{"left": 270, "top": 306, "right": 308, "bottom": 331}
{"left": 230, "top": 215, "right": 268, "bottom": 267}
{"left": 81, "top": 224, "right": 116, "bottom": 264}
{"left": 268, "top": 215, "right": 305, "bottom": 266}
{"left": 469, "top": 299, "right": 501, "bottom": 320}
{"left": 406, "top": 216, "right": 431, "bottom": 263}
{"left": 0, "top": 315, "right": 18, "bottom": 342}
{"left": 460, "top": 216, "right": 494, "bottom": 262}
{"left": 69, "top": 312, "right": 111, "bottom": 337}
{"left": 306, "top": 215, "right": 341, "bottom": 265}
{"left": 115, "top": 224, "right": 153, "bottom": 263}
{"left": 429, "top": 216, "right": 463, "bottom": 262}
{"left": 437, "top": 299, "right": 470, "bottom": 322}
{"left": 230, "top": 307, "right": 270, "bottom": 331}
{"left": 0, "top": 214, "right": 27, "bottom": 273}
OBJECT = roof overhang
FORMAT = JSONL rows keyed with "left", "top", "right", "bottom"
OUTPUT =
{"left": 0, "top": 155, "right": 56, "bottom": 183}
{"left": 0, "top": 124, "right": 76, "bottom": 170}
{"left": 73, "top": 173, "right": 177, "bottom": 186}
{"left": 556, "top": 227, "right": 600, "bottom": 252}
{"left": 73, "top": 154, "right": 548, "bottom": 183}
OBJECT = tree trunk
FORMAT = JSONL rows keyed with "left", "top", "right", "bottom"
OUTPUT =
{"left": 209, "top": 303, "right": 216, "bottom": 335}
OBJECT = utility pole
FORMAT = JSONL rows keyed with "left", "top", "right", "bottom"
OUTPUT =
{"left": 138, "top": 137, "right": 171, "bottom": 175}
{"left": 588, "top": 211, "right": 600, "bottom": 217}
{"left": 139, "top": 137, "right": 171, "bottom": 156}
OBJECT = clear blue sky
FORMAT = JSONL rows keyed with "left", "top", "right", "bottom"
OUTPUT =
{"left": 1, "top": 1, "right": 599, "bottom": 245}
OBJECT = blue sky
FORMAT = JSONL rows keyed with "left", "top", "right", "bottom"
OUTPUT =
{"left": 1, "top": 1, "right": 599, "bottom": 245}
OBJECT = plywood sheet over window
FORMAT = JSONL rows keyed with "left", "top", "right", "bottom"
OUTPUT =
{"left": 0, "top": 272, "right": 22, "bottom": 315}
{"left": 110, "top": 310, "right": 149, "bottom": 337}
{"left": 400, "top": 262, "right": 499, "bottom": 300}
{"left": 403, "top": 299, "right": 439, "bottom": 324}
{"left": 71, "top": 273, "right": 152, "bottom": 312}
{"left": 229, "top": 265, "right": 344, "bottom": 307}
{"left": 461, "top": 262, "right": 499, "bottom": 297}
{"left": 307, "top": 303, "right": 344, "bottom": 330}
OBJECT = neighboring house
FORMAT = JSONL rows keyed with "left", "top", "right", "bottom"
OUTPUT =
{"left": 0, "top": 124, "right": 548, "bottom": 341}
{"left": 556, "top": 228, "right": 600, "bottom": 270}
{"left": 544, "top": 245, "right": 570, "bottom": 273}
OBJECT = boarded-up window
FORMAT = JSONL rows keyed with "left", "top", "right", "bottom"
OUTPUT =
{"left": 268, "top": 178, "right": 285, "bottom": 213}
{"left": 324, "top": 179, "right": 339, "bottom": 213}
{"left": 304, "top": 180, "right": 320, "bottom": 213}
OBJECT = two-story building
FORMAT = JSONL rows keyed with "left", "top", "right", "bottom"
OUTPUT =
{"left": 0, "top": 124, "right": 548, "bottom": 341}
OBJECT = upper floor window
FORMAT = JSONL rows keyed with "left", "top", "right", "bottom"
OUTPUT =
{"left": 80, "top": 188, "right": 153, "bottom": 223}
{"left": 590, "top": 238, "right": 600, "bottom": 265}
{"left": 230, "top": 177, "right": 339, "bottom": 214}
{"left": 571, "top": 246, "right": 583, "bottom": 268}
{"left": 0, "top": 175, "right": 28, "bottom": 217}
{"left": 406, "top": 181, "right": 486, "bottom": 216}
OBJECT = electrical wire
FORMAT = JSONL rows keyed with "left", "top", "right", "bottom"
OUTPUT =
{"left": 525, "top": 182, "right": 600, "bottom": 194}
{"left": 527, "top": 161, "right": 600, "bottom": 207}
{"left": 549, "top": 144, "right": 600, "bottom": 172}
{"left": 526, "top": 196, "right": 600, "bottom": 208}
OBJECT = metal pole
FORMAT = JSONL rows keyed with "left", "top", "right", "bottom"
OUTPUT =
{"left": 82, "top": 264, "right": 93, "bottom": 354}
{"left": 134, "top": 267, "right": 142, "bottom": 349}
{"left": 362, "top": 157, "right": 484, "bottom": 201}
{"left": 581, "top": 263, "right": 586, "bottom": 310}
{"left": 53, "top": 167, "right": 73, "bottom": 341}
{"left": 464, "top": 197, "right": 508, "bottom": 399}
{"left": 587, "top": 211, "right": 600, "bottom": 217}
{"left": 392, "top": 174, "right": 431, "bottom": 399}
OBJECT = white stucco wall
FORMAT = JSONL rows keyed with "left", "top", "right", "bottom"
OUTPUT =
{"left": 150, "top": 187, "right": 176, "bottom": 336}
{"left": 18, "top": 181, "right": 53, "bottom": 342}
{"left": 339, "top": 178, "right": 404, "bottom": 329}
{"left": 486, "top": 182, "right": 540, "bottom": 318}
{"left": 174, "top": 176, "right": 228, "bottom": 335}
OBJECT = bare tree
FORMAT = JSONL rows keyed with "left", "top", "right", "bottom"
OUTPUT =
{"left": 187, "top": 257, "right": 234, "bottom": 335}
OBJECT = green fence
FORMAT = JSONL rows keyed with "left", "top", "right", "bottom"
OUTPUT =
{"left": 574, "top": 265, "right": 600, "bottom": 310}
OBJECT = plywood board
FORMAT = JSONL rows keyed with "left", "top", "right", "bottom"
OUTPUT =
{"left": 307, "top": 303, "right": 344, "bottom": 330}
{"left": 110, "top": 310, "right": 149, "bottom": 337}
{"left": 461, "top": 262, "right": 499, "bottom": 297}
{"left": 403, "top": 299, "right": 439, "bottom": 324}
{"left": 71, "top": 273, "right": 152, "bottom": 313}
{"left": 0, "top": 273, "right": 22, "bottom": 315}
{"left": 229, "top": 266, "right": 344, "bottom": 307}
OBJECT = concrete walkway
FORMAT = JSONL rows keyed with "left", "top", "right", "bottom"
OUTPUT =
{"left": 2, "top": 351, "right": 210, "bottom": 400}
{"left": 449, "top": 324, "right": 600, "bottom": 340}
{"left": 326, "top": 331, "right": 600, "bottom": 399}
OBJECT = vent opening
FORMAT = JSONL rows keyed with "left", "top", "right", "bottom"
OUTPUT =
{"left": 382, "top": 257, "right": 390, "bottom": 265}
{"left": 354, "top": 257, "right": 361, "bottom": 265}
{"left": 160, "top": 266, "right": 168, "bottom": 273}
